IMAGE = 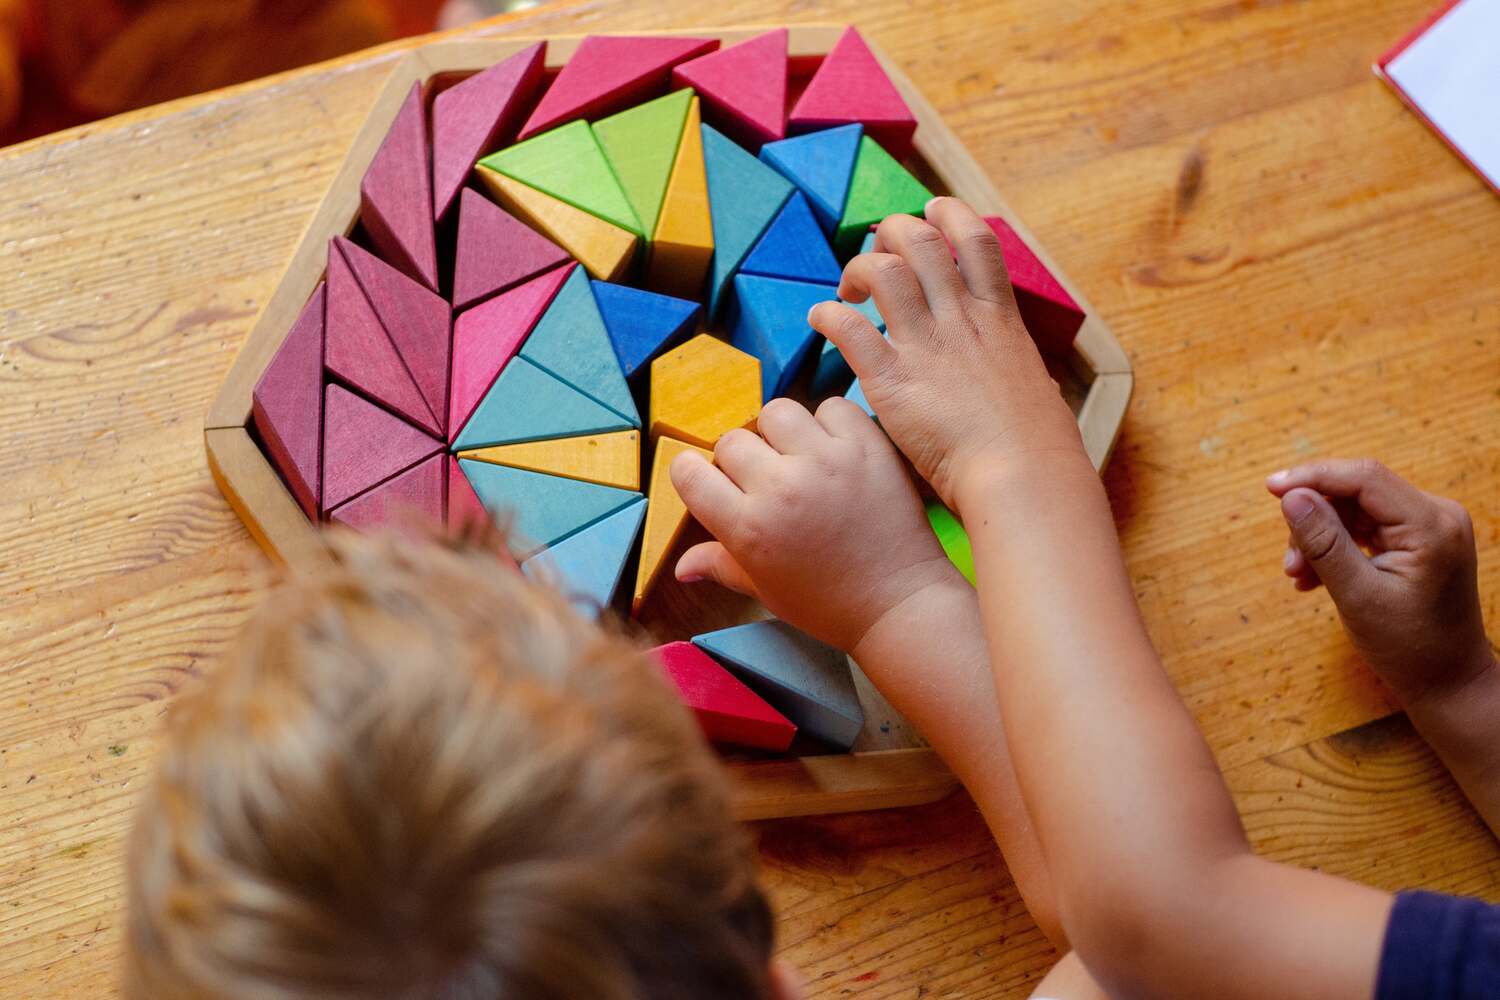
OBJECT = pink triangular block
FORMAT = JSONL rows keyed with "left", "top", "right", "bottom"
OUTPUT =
{"left": 788, "top": 27, "right": 916, "bottom": 159}
{"left": 519, "top": 35, "right": 719, "bottom": 139}
{"left": 672, "top": 28, "right": 787, "bottom": 148}
{"left": 320, "top": 383, "right": 443, "bottom": 514}
{"left": 447, "top": 262, "right": 576, "bottom": 443}
{"left": 252, "top": 283, "right": 324, "bottom": 519}
{"left": 329, "top": 452, "right": 446, "bottom": 530}
{"left": 652, "top": 641, "right": 797, "bottom": 752}
{"left": 452, "top": 188, "right": 571, "bottom": 312}
{"left": 361, "top": 82, "right": 439, "bottom": 291}
{"left": 340, "top": 238, "right": 452, "bottom": 438}
{"left": 325, "top": 239, "right": 441, "bottom": 438}
{"left": 432, "top": 42, "right": 547, "bottom": 222}
{"left": 981, "top": 217, "right": 1085, "bottom": 357}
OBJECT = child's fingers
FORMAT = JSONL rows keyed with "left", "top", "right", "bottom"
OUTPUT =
{"left": 1265, "top": 459, "right": 1426, "bottom": 526}
{"left": 756, "top": 398, "right": 827, "bottom": 455}
{"left": 675, "top": 541, "right": 758, "bottom": 598}
{"left": 714, "top": 428, "right": 779, "bottom": 492}
{"left": 871, "top": 213, "right": 969, "bottom": 313}
{"left": 815, "top": 395, "right": 895, "bottom": 453}
{"left": 1281, "top": 487, "right": 1378, "bottom": 602}
{"left": 669, "top": 450, "right": 743, "bottom": 542}
{"left": 809, "top": 301, "right": 895, "bottom": 377}
{"left": 837, "top": 252, "right": 931, "bottom": 336}
{"left": 924, "top": 196, "right": 1014, "bottom": 305}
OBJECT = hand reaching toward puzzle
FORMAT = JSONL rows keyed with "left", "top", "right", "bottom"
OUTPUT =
{"left": 810, "top": 197, "right": 1088, "bottom": 509}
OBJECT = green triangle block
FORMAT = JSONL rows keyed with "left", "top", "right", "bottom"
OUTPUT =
{"left": 926, "top": 500, "right": 975, "bottom": 585}
{"left": 451, "top": 356, "right": 633, "bottom": 451}
{"left": 459, "top": 460, "right": 643, "bottom": 558}
{"left": 519, "top": 266, "right": 640, "bottom": 427}
{"left": 594, "top": 89, "right": 693, "bottom": 239}
{"left": 478, "top": 119, "right": 643, "bottom": 237}
{"left": 834, "top": 135, "right": 933, "bottom": 256}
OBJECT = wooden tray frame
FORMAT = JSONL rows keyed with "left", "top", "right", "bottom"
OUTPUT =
{"left": 204, "top": 25, "right": 1133, "bottom": 821}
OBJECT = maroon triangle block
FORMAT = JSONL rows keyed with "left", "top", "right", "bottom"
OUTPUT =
{"left": 320, "top": 383, "right": 443, "bottom": 514}
{"left": 252, "top": 283, "right": 325, "bottom": 519}
{"left": 671, "top": 28, "right": 787, "bottom": 148}
{"left": 325, "top": 238, "right": 441, "bottom": 437}
{"left": 652, "top": 641, "right": 797, "bottom": 752}
{"left": 518, "top": 34, "right": 719, "bottom": 139}
{"left": 452, "top": 188, "right": 571, "bottom": 312}
{"left": 339, "top": 237, "right": 452, "bottom": 438}
{"left": 329, "top": 452, "right": 446, "bottom": 530}
{"left": 788, "top": 27, "right": 917, "bottom": 160}
{"left": 432, "top": 42, "right": 547, "bottom": 223}
{"left": 447, "top": 455, "right": 520, "bottom": 573}
{"left": 361, "top": 81, "right": 440, "bottom": 291}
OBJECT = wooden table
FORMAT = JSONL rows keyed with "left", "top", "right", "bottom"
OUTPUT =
{"left": 2, "top": 1, "right": 1496, "bottom": 995}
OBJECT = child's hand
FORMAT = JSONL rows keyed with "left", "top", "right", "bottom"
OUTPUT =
{"left": 1267, "top": 459, "right": 1494, "bottom": 706}
{"left": 809, "top": 197, "right": 1087, "bottom": 509}
{"left": 670, "top": 396, "right": 962, "bottom": 654}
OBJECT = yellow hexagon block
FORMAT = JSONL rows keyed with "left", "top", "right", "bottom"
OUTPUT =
{"left": 648, "top": 334, "right": 761, "bottom": 448}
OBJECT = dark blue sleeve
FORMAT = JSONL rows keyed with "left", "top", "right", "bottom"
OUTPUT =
{"left": 1376, "top": 890, "right": 1500, "bottom": 999}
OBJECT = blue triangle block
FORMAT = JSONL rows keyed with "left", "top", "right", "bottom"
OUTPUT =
{"left": 692, "top": 620, "right": 864, "bottom": 750}
{"left": 729, "top": 274, "right": 838, "bottom": 400}
{"left": 452, "top": 357, "right": 634, "bottom": 451}
{"left": 459, "top": 459, "right": 642, "bottom": 558}
{"left": 845, "top": 377, "right": 875, "bottom": 418}
{"left": 740, "top": 191, "right": 842, "bottom": 285}
{"left": 701, "top": 124, "right": 795, "bottom": 319}
{"left": 520, "top": 267, "right": 640, "bottom": 427}
{"left": 591, "top": 281, "right": 701, "bottom": 380}
{"left": 522, "top": 496, "right": 646, "bottom": 614}
{"left": 759, "top": 123, "right": 862, "bottom": 233}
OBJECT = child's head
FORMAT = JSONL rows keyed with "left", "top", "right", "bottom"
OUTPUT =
{"left": 126, "top": 530, "right": 779, "bottom": 1000}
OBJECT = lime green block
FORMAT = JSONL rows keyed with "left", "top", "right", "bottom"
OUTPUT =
{"left": 834, "top": 135, "right": 933, "bottom": 256}
{"left": 594, "top": 89, "right": 693, "bottom": 239}
{"left": 926, "top": 500, "right": 975, "bottom": 586}
{"left": 479, "top": 120, "right": 643, "bottom": 237}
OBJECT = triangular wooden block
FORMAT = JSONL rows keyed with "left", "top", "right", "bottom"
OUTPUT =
{"left": 325, "top": 238, "right": 441, "bottom": 437}
{"left": 329, "top": 452, "right": 446, "bottom": 531}
{"left": 926, "top": 499, "right": 975, "bottom": 585}
{"left": 340, "top": 237, "right": 451, "bottom": 438}
{"left": 632, "top": 436, "right": 712, "bottom": 614}
{"left": 759, "top": 123, "right": 862, "bottom": 233}
{"left": 475, "top": 167, "right": 637, "bottom": 281}
{"left": 651, "top": 641, "right": 797, "bottom": 751}
{"left": 449, "top": 263, "right": 575, "bottom": 443}
{"left": 788, "top": 27, "right": 917, "bottom": 160}
{"left": 522, "top": 495, "right": 647, "bottom": 614}
{"left": 648, "top": 334, "right": 761, "bottom": 448}
{"left": 452, "top": 356, "right": 635, "bottom": 452}
{"left": 431, "top": 42, "right": 546, "bottom": 222}
{"left": 519, "top": 266, "right": 639, "bottom": 427}
{"left": 479, "top": 120, "right": 642, "bottom": 237}
{"left": 692, "top": 619, "right": 864, "bottom": 750}
{"left": 670, "top": 28, "right": 787, "bottom": 148}
{"left": 982, "top": 216, "right": 1085, "bottom": 356}
{"left": 253, "top": 283, "right": 325, "bottom": 518}
{"left": 592, "top": 280, "right": 701, "bottom": 380}
{"left": 701, "top": 123, "right": 794, "bottom": 318}
{"left": 594, "top": 88, "right": 693, "bottom": 239}
{"left": 740, "top": 191, "right": 841, "bottom": 285}
{"left": 459, "top": 429, "right": 640, "bottom": 491}
{"left": 519, "top": 34, "right": 718, "bottom": 139}
{"left": 835, "top": 135, "right": 933, "bottom": 255}
{"left": 730, "top": 274, "right": 838, "bottom": 399}
{"left": 458, "top": 459, "right": 642, "bottom": 558}
{"left": 644, "top": 96, "right": 714, "bottom": 301}
{"left": 321, "top": 383, "right": 443, "bottom": 514}
{"left": 360, "top": 82, "right": 439, "bottom": 291}
{"left": 446, "top": 455, "right": 521, "bottom": 573}
{"left": 452, "top": 189, "right": 570, "bottom": 312}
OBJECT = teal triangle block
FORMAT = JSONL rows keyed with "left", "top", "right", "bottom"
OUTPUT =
{"left": 845, "top": 377, "right": 874, "bottom": 417}
{"left": 701, "top": 123, "right": 794, "bottom": 319}
{"left": 519, "top": 266, "right": 639, "bottom": 426}
{"left": 591, "top": 280, "right": 701, "bottom": 380}
{"left": 759, "top": 123, "right": 862, "bottom": 233}
{"left": 740, "top": 191, "right": 842, "bottom": 285}
{"left": 451, "top": 356, "right": 633, "bottom": 451}
{"left": 729, "top": 274, "right": 838, "bottom": 399}
{"left": 522, "top": 495, "right": 647, "bottom": 614}
{"left": 459, "top": 459, "right": 642, "bottom": 558}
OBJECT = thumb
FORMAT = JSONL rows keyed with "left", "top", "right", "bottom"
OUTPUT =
{"left": 675, "top": 541, "right": 759, "bottom": 599}
{"left": 1281, "top": 488, "right": 1374, "bottom": 600}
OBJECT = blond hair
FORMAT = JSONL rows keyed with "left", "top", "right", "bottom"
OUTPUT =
{"left": 126, "top": 530, "right": 774, "bottom": 999}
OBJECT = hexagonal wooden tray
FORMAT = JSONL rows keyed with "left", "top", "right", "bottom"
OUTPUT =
{"left": 204, "top": 25, "right": 1133, "bottom": 820}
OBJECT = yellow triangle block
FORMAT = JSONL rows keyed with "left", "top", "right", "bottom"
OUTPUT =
{"left": 475, "top": 166, "right": 638, "bottom": 281}
{"left": 644, "top": 96, "right": 714, "bottom": 301}
{"left": 632, "top": 436, "right": 713, "bottom": 615}
{"left": 457, "top": 430, "right": 641, "bottom": 491}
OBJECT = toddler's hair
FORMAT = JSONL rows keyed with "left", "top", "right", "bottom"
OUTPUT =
{"left": 125, "top": 530, "right": 774, "bottom": 999}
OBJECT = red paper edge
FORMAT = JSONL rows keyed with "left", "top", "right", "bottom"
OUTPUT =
{"left": 1377, "top": 0, "right": 1467, "bottom": 67}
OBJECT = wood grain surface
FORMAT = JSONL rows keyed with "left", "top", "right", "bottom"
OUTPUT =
{"left": 1, "top": 0, "right": 1497, "bottom": 996}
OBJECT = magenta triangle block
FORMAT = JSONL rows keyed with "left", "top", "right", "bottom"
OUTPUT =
{"left": 320, "top": 383, "right": 443, "bottom": 514}
{"left": 788, "top": 27, "right": 917, "bottom": 160}
{"left": 652, "top": 641, "right": 797, "bottom": 751}
{"left": 452, "top": 188, "right": 571, "bottom": 312}
{"left": 329, "top": 452, "right": 446, "bottom": 530}
{"left": 671, "top": 28, "right": 787, "bottom": 148}
{"left": 252, "top": 283, "right": 325, "bottom": 518}
{"left": 360, "top": 81, "right": 439, "bottom": 291}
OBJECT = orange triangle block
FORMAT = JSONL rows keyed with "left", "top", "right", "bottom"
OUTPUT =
{"left": 458, "top": 430, "right": 641, "bottom": 491}
{"left": 644, "top": 96, "right": 714, "bottom": 301}
{"left": 475, "top": 166, "right": 637, "bottom": 281}
{"left": 632, "top": 436, "right": 712, "bottom": 615}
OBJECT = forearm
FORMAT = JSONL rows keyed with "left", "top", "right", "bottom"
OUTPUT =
{"left": 1406, "top": 653, "right": 1500, "bottom": 837}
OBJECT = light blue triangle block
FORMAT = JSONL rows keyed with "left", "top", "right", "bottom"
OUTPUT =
{"left": 591, "top": 280, "right": 701, "bottom": 380}
{"left": 522, "top": 496, "right": 646, "bottom": 615}
{"left": 459, "top": 459, "right": 642, "bottom": 558}
{"left": 740, "top": 191, "right": 842, "bottom": 285}
{"left": 519, "top": 267, "right": 639, "bottom": 427}
{"left": 451, "top": 357, "right": 634, "bottom": 451}
{"left": 845, "top": 378, "right": 875, "bottom": 418}
{"left": 759, "top": 123, "right": 862, "bottom": 233}
{"left": 729, "top": 274, "right": 838, "bottom": 400}
{"left": 701, "top": 124, "right": 794, "bottom": 319}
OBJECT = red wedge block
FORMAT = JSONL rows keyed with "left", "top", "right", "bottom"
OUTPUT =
{"left": 452, "top": 188, "right": 571, "bottom": 312}
{"left": 983, "top": 216, "right": 1085, "bottom": 356}
{"left": 671, "top": 28, "right": 787, "bottom": 148}
{"left": 788, "top": 27, "right": 916, "bottom": 160}
{"left": 252, "top": 283, "right": 325, "bottom": 519}
{"left": 361, "top": 82, "right": 439, "bottom": 291}
{"left": 447, "top": 455, "right": 520, "bottom": 573}
{"left": 320, "top": 383, "right": 443, "bottom": 515}
{"left": 653, "top": 641, "right": 797, "bottom": 752}
{"left": 329, "top": 452, "right": 446, "bottom": 530}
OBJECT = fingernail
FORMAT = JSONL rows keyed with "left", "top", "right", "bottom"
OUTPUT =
{"left": 925, "top": 196, "right": 942, "bottom": 213}
{"left": 1282, "top": 547, "right": 1297, "bottom": 571}
{"left": 806, "top": 305, "right": 819, "bottom": 325}
{"left": 1282, "top": 490, "right": 1315, "bottom": 521}
{"left": 1267, "top": 469, "right": 1290, "bottom": 484}
{"left": 678, "top": 573, "right": 705, "bottom": 584}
